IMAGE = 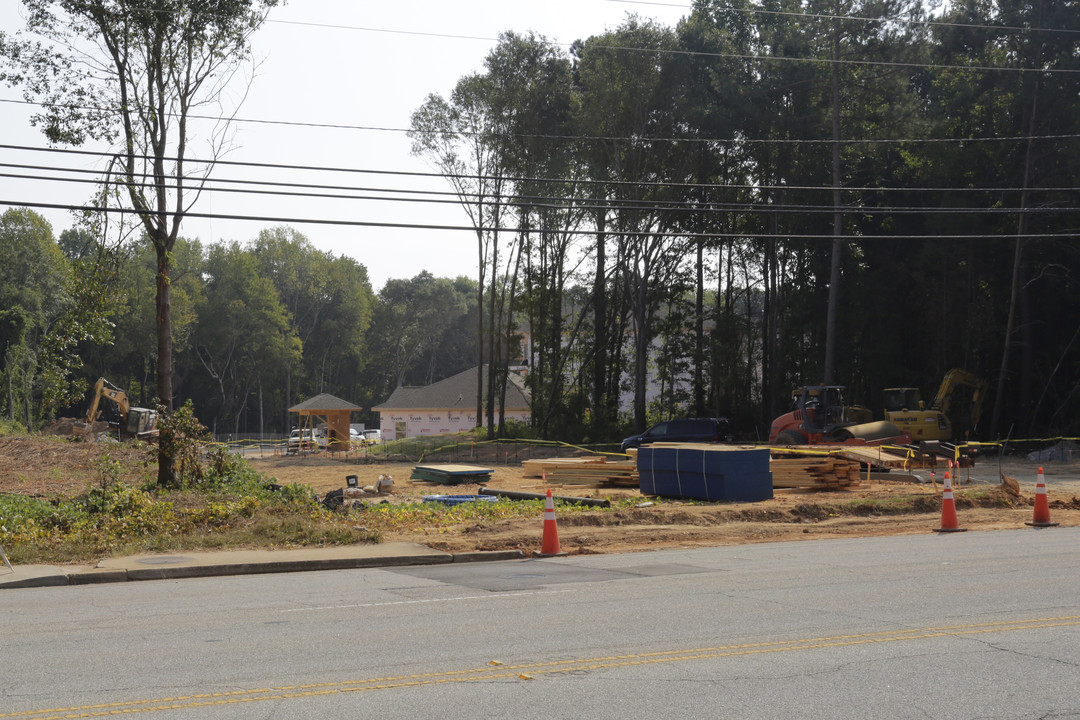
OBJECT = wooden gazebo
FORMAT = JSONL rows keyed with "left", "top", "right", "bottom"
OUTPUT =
{"left": 289, "top": 393, "right": 363, "bottom": 453}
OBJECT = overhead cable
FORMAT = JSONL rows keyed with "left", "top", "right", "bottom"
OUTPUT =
{"left": 3, "top": 168, "right": 1079, "bottom": 217}
{"left": 3, "top": 199, "right": 1076, "bottom": 241}
{"left": 4, "top": 143, "right": 1079, "bottom": 196}
{"left": 4, "top": 98, "right": 1079, "bottom": 146}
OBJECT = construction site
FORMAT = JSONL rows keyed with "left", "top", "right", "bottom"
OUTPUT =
{"left": 4, "top": 426, "right": 1079, "bottom": 558}
{"left": 2, "top": 363, "right": 1074, "bottom": 558}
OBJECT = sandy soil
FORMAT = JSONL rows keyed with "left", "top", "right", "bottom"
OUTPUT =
{"left": 3, "top": 435, "right": 1078, "bottom": 557}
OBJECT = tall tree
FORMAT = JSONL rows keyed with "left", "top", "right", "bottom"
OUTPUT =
{"left": 0, "top": 208, "right": 112, "bottom": 426}
{"left": 251, "top": 226, "right": 374, "bottom": 425}
{"left": 2, "top": 0, "right": 280, "bottom": 484}
{"left": 371, "top": 272, "right": 470, "bottom": 392}
{"left": 575, "top": 17, "right": 690, "bottom": 431}
{"left": 482, "top": 32, "right": 583, "bottom": 437}
{"left": 0, "top": 208, "right": 69, "bottom": 425}
{"left": 192, "top": 241, "right": 300, "bottom": 435}
{"left": 411, "top": 73, "right": 512, "bottom": 436}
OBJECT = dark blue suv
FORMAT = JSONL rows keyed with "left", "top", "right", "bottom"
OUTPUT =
{"left": 620, "top": 418, "right": 733, "bottom": 453}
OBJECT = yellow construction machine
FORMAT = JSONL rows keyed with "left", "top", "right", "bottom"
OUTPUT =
{"left": 883, "top": 369, "right": 985, "bottom": 442}
{"left": 769, "top": 385, "right": 910, "bottom": 446}
{"left": 85, "top": 377, "right": 158, "bottom": 440}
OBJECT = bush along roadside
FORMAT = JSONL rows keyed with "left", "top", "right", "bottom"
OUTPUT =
{"left": 0, "top": 405, "right": 383, "bottom": 565}
{"left": 0, "top": 470, "right": 383, "bottom": 565}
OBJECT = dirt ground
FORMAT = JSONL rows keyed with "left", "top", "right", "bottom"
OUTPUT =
{"left": 243, "top": 450, "right": 1080, "bottom": 555}
{"left": 3, "top": 435, "right": 1079, "bottom": 556}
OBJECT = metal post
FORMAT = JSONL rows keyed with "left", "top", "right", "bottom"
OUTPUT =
{"left": 0, "top": 543, "right": 12, "bottom": 572}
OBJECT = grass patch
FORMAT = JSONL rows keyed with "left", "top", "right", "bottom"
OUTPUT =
{"left": 0, "top": 457, "right": 381, "bottom": 564}
{"left": 353, "top": 494, "right": 639, "bottom": 535}
{"left": 835, "top": 494, "right": 940, "bottom": 515}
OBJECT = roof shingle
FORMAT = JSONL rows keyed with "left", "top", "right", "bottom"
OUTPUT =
{"left": 372, "top": 365, "right": 529, "bottom": 411}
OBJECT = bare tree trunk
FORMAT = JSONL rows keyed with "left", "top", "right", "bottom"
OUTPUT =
{"left": 633, "top": 262, "right": 649, "bottom": 431}
{"left": 991, "top": 75, "right": 1041, "bottom": 438}
{"left": 475, "top": 227, "right": 485, "bottom": 430}
{"left": 591, "top": 208, "right": 607, "bottom": 431}
{"left": 498, "top": 238, "right": 523, "bottom": 436}
{"left": 486, "top": 219, "right": 499, "bottom": 439}
{"left": 824, "top": 19, "right": 843, "bottom": 386}
{"left": 154, "top": 242, "right": 176, "bottom": 487}
{"left": 694, "top": 238, "right": 706, "bottom": 416}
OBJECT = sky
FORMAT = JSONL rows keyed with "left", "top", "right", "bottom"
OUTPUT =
{"left": 0, "top": 0, "right": 691, "bottom": 290}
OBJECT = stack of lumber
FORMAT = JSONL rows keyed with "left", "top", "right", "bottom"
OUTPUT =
{"left": 409, "top": 464, "right": 494, "bottom": 485}
{"left": 522, "top": 456, "right": 609, "bottom": 478}
{"left": 770, "top": 457, "right": 862, "bottom": 489}
{"left": 827, "top": 445, "right": 917, "bottom": 469}
{"left": 522, "top": 456, "right": 638, "bottom": 487}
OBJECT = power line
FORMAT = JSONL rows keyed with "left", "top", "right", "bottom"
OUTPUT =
{"left": 261, "top": 17, "right": 1080, "bottom": 75}
{"left": 5, "top": 143, "right": 1080, "bottom": 198}
{"left": 5, "top": 96, "right": 1078, "bottom": 148}
{"left": 605, "top": 0, "right": 1080, "bottom": 36}
{"left": 5, "top": 167, "right": 1080, "bottom": 217}
{"left": 3, "top": 199, "right": 1076, "bottom": 241}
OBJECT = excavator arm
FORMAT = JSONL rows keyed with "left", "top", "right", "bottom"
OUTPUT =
{"left": 930, "top": 369, "right": 986, "bottom": 438}
{"left": 85, "top": 378, "right": 130, "bottom": 424}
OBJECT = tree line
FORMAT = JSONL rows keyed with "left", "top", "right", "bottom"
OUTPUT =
{"left": 0, "top": 211, "right": 478, "bottom": 437}
{"left": 3, "top": 0, "right": 1079, "bottom": 447}
{"left": 410, "top": 0, "right": 1080, "bottom": 442}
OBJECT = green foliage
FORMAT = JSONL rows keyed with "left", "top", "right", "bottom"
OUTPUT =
{"left": 248, "top": 227, "right": 375, "bottom": 431}
{"left": 151, "top": 400, "right": 269, "bottom": 490}
{"left": 0, "top": 208, "right": 114, "bottom": 427}
{"left": 5, "top": 0, "right": 1080, "bottom": 448}
{"left": 498, "top": 419, "right": 539, "bottom": 440}
{"left": 0, "top": 417, "right": 27, "bottom": 436}
{"left": 0, "top": 448, "right": 369, "bottom": 564}
{"left": 93, "top": 449, "right": 123, "bottom": 490}
{"left": 366, "top": 271, "right": 475, "bottom": 396}
{"left": 192, "top": 240, "right": 302, "bottom": 432}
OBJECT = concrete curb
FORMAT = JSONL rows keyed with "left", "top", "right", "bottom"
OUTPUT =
{"left": 123, "top": 553, "right": 454, "bottom": 581}
{"left": 0, "top": 548, "right": 527, "bottom": 590}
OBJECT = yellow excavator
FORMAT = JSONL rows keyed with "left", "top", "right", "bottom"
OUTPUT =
{"left": 85, "top": 377, "right": 158, "bottom": 440}
{"left": 883, "top": 369, "right": 986, "bottom": 442}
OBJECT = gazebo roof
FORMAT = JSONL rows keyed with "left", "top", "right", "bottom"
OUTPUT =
{"left": 289, "top": 393, "right": 363, "bottom": 413}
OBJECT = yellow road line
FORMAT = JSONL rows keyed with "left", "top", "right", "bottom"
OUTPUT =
{"left": 6, "top": 615, "right": 1078, "bottom": 719}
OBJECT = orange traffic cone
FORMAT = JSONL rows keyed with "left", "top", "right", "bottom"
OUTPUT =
{"left": 536, "top": 489, "right": 567, "bottom": 557}
{"left": 1026, "top": 467, "right": 1059, "bottom": 528}
{"left": 934, "top": 472, "right": 967, "bottom": 533}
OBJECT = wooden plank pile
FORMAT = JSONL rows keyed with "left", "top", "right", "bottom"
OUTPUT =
{"left": 522, "top": 456, "right": 608, "bottom": 478}
{"left": 827, "top": 445, "right": 913, "bottom": 469}
{"left": 522, "top": 456, "right": 638, "bottom": 488}
{"left": 770, "top": 457, "right": 863, "bottom": 490}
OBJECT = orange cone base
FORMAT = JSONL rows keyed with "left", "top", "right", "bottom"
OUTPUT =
{"left": 534, "top": 549, "right": 569, "bottom": 557}
{"left": 1025, "top": 520, "right": 1060, "bottom": 527}
{"left": 933, "top": 526, "right": 968, "bottom": 533}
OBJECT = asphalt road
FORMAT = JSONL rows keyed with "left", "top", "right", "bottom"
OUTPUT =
{"left": 3, "top": 529, "right": 1078, "bottom": 719}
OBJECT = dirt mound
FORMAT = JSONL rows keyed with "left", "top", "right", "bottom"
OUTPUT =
{"left": 0, "top": 434, "right": 151, "bottom": 496}
{"left": 1050, "top": 496, "right": 1080, "bottom": 510}
{"left": 999, "top": 475, "right": 1021, "bottom": 497}
{"left": 42, "top": 417, "right": 108, "bottom": 438}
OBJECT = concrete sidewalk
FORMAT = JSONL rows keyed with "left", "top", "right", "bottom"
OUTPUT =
{"left": 0, "top": 543, "right": 525, "bottom": 590}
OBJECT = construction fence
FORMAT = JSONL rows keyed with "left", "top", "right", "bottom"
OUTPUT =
{"left": 211, "top": 434, "right": 624, "bottom": 465}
